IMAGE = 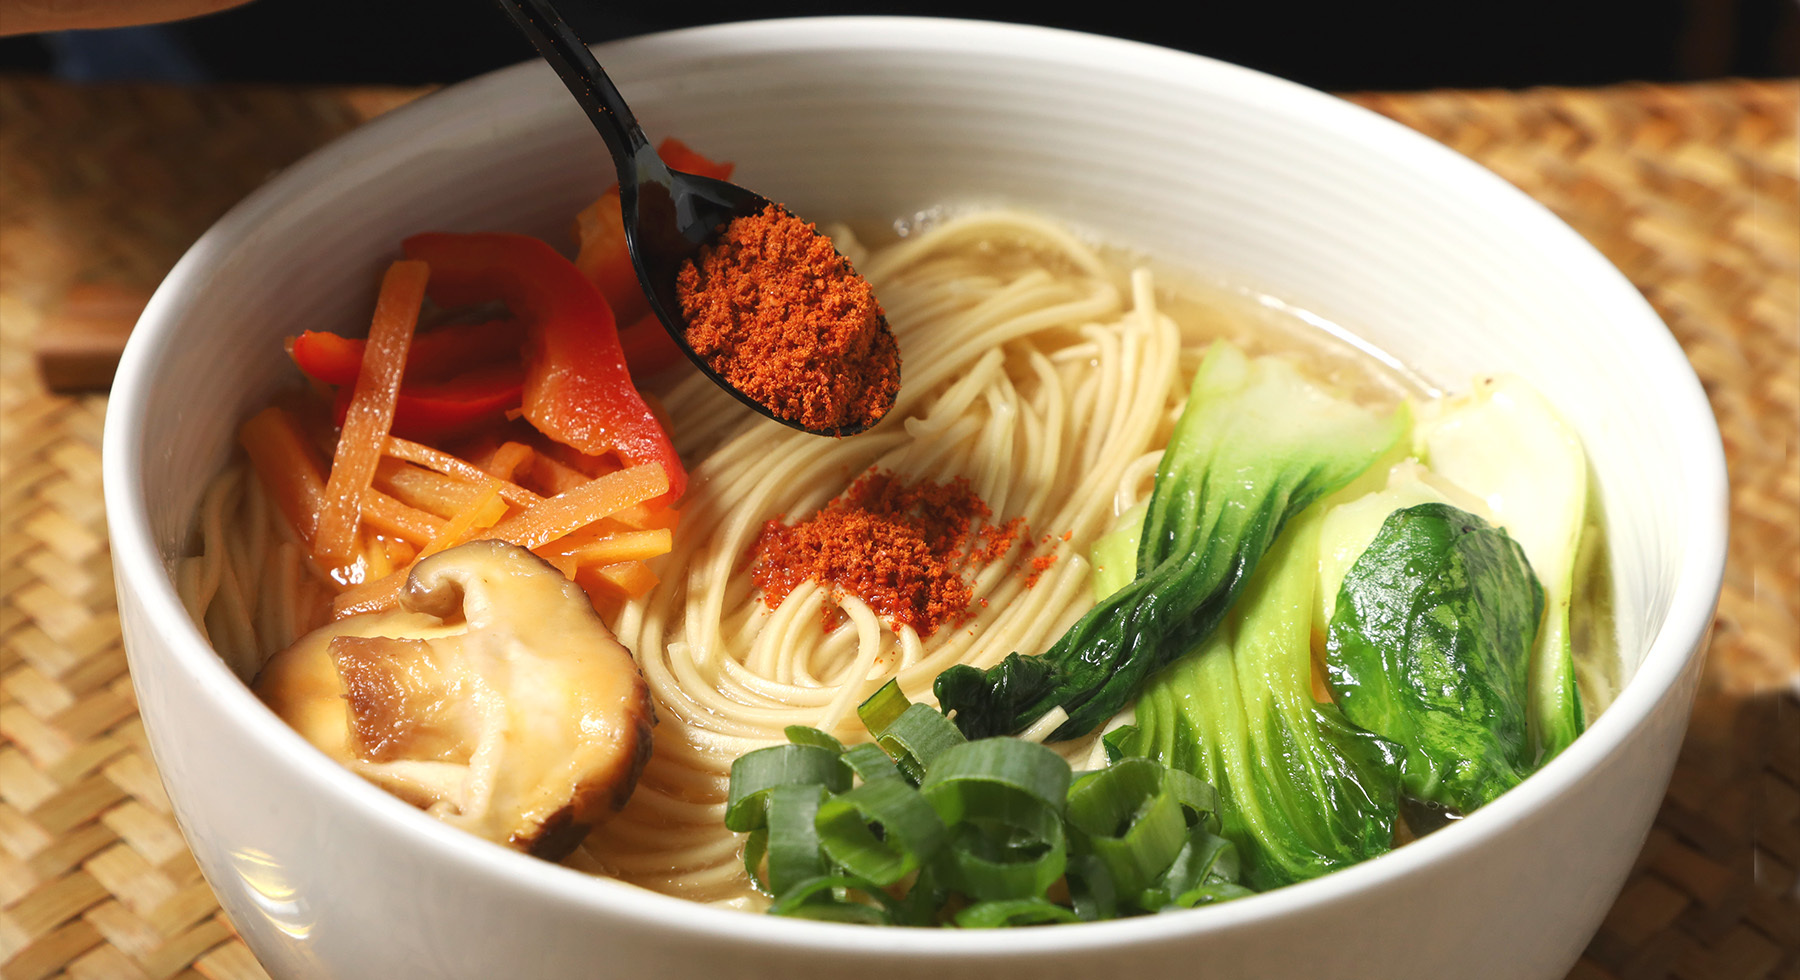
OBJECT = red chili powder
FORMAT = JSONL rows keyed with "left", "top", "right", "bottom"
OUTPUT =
{"left": 750, "top": 471, "right": 1024, "bottom": 637}
{"left": 676, "top": 204, "right": 899, "bottom": 432}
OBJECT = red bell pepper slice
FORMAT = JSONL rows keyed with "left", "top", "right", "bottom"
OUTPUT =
{"left": 291, "top": 319, "right": 521, "bottom": 387}
{"left": 332, "top": 361, "right": 526, "bottom": 441}
{"left": 400, "top": 231, "right": 687, "bottom": 504}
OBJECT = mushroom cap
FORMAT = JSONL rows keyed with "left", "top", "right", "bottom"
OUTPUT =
{"left": 254, "top": 541, "right": 654, "bottom": 859}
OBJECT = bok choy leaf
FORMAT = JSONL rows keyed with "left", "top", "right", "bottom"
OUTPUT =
{"left": 1324, "top": 502, "right": 1545, "bottom": 813}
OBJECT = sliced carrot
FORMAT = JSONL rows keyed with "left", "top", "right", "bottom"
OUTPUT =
{"left": 383, "top": 436, "right": 542, "bottom": 508}
{"left": 383, "top": 536, "right": 418, "bottom": 568}
{"left": 329, "top": 483, "right": 507, "bottom": 619}
{"left": 314, "top": 260, "right": 431, "bottom": 564}
{"left": 240, "top": 405, "right": 328, "bottom": 544}
{"left": 333, "top": 570, "right": 403, "bottom": 618}
{"left": 607, "top": 502, "right": 681, "bottom": 532}
{"left": 537, "top": 438, "right": 619, "bottom": 478}
{"left": 571, "top": 528, "right": 672, "bottom": 565}
{"left": 540, "top": 552, "right": 580, "bottom": 579}
{"left": 360, "top": 489, "right": 446, "bottom": 546}
{"left": 481, "top": 441, "right": 536, "bottom": 484}
{"left": 423, "top": 484, "right": 509, "bottom": 560}
{"left": 374, "top": 457, "right": 484, "bottom": 519}
{"left": 539, "top": 527, "right": 672, "bottom": 569}
{"left": 579, "top": 560, "right": 659, "bottom": 599}
{"left": 528, "top": 450, "right": 591, "bottom": 495}
{"left": 363, "top": 530, "right": 397, "bottom": 581}
{"left": 486, "top": 463, "right": 668, "bottom": 551}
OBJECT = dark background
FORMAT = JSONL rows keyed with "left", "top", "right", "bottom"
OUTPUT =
{"left": 2, "top": 0, "right": 1797, "bottom": 90}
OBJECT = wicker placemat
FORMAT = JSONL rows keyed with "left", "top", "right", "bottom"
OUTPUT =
{"left": 1, "top": 77, "right": 1794, "bottom": 980}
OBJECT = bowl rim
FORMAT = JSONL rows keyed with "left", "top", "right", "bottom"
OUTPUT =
{"left": 102, "top": 14, "right": 1729, "bottom": 957}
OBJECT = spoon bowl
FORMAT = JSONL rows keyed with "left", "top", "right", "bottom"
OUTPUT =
{"left": 495, "top": 0, "right": 896, "bottom": 436}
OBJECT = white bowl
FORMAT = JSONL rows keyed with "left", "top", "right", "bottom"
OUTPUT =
{"left": 103, "top": 17, "right": 1727, "bottom": 980}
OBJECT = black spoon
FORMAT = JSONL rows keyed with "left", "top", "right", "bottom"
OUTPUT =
{"left": 493, "top": 0, "right": 896, "bottom": 437}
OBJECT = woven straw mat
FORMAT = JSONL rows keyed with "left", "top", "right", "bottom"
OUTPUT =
{"left": 1, "top": 77, "right": 1795, "bottom": 980}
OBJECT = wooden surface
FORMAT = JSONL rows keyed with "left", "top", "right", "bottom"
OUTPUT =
{"left": 1, "top": 76, "right": 1795, "bottom": 980}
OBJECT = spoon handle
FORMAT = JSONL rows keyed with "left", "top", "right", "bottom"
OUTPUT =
{"left": 493, "top": 0, "right": 651, "bottom": 181}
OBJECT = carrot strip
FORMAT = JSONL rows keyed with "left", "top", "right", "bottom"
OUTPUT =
{"left": 329, "top": 484, "right": 508, "bottom": 619}
{"left": 333, "top": 570, "right": 404, "bottom": 618}
{"left": 580, "top": 560, "right": 659, "bottom": 599}
{"left": 330, "top": 464, "right": 662, "bottom": 618}
{"left": 571, "top": 528, "right": 673, "bottom": 565}
{"left": 541, "top": 553, "right": 580, "bottom": 579}
{"left": 486, "top": 463, "right": 668, "bottom": 551}
{"left": 374, "top": 458, "right": 484, "bottom": 519}
{"left": 315, "top": 260, "right": 431, "bottom": 564}
{"left": 383, "top": 537, "right": 418, "bottom": 568}
{"left": 360, "top": 489, "right": 446, "bottom": 546}
{"left": 423, "top": 485, "right": 508, "bottom": 559}
{"left": 607, "top": 502, "right": 681, "bottom": 532}
{"left": 364, "top": 531, "right": 397, "bottom": 581}
{"left": 538, "top": 527, "right": 672, "bottom": 570}
{"left": 383, "top": 436, "right": 542, "bottom": 508}
{"left": 240, "top": 406, "right": 327, "bottom": 544}
{"left": 528, "top": 450, "right": 591, "bottom": 495}
{"left": 538, "top": 439, "right": 619, "bottom": 478}
{"left": 482, "top": 441, "right": 536, "bottom": 483}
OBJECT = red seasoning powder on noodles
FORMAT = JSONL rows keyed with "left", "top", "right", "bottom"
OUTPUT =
{"left": 676, "top": 204, "right": 899, "bottom": 432}
{"left": 751, "top": 471, "right": 1026, "bottom": 638}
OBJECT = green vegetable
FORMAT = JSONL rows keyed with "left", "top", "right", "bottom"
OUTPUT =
{"left": 816, "top": 777, "right": 948, "bottom": 885}
{"left": 1090, "top": 501, "right": 1146, "bottom": 600}
{"left": 726, "top": 690, "right": 1247, "bottom": 925}
{"left": 1414, "top": 375, "right": 1587, "bottom": 760}
{"left": 937, "top": 342, "right": 1408, "bottom": 740}
{"left": 1113, "top": 511, "right": 1403, "bottom": 890}
{"left": 920, "top": 739, "right": 1070, "bottom": 901}
{"left": 1325, "top": 502, "right": 1545, "bottom": 813}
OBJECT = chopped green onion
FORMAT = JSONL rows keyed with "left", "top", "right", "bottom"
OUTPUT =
{"left": 726, "top": 744, "right": 851, "bottom": 832}
{"left": 920, "top": 739, "right": 1071, "bottom": 820}
{"left": 1066, "top": 852, "right": 1119, "bottom": 922}
{"left": 940, "top": 807, "right": 1066, "bottom": 901}
{"left": 841, "top": 742, "right": 903, "bottom": 783}
{"left": 1067, "top": 758, "right": 1190, "bottom": 897}
{"left": 764, "top": 784, "right": 829, "bottom": 896}
{"left": 815, "top": 777, "right": 948, "bottom": 886}
{"left": 873, "top": 703, "right": 967, "bottom": 782}
{"left": 784, "top": 725, "right": 846, "bottom": 753}
{"left": 725, "top": 697, "right": 1250, "bottom": 926}
{"left": 1160, "top": 827, "right": 1238, "bottom": 895}
{"left": 955, "top": 899, "right": 1080, "bottom": 928}
{"left": 768, "top": 875, "right": 901, "bottom": 924}
{"left": 919, "top": 739, "right": 1071, "bottom": 900}
{"left": 857, "top": 680, "right": 912, "bottom": 736}
{"left": 1160, "top": 767, "right": 1222, "bottom": 832}
{"left": 1172, "top": 881, "right": 1257, "bottom": 907}
{"left": 742, "top": 829, "right": 769, "bottom": 893}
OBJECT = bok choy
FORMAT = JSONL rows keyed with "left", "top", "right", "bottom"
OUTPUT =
{"left": 935, "top": 342, "right": 1407, "bottom": 740}
{"left": 1108, "top": 511, "right": 1404, "bottom": 889}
